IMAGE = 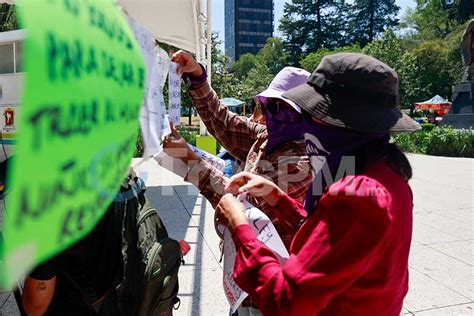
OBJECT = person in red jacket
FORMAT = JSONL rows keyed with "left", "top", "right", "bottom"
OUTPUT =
{"left": 215, "top": 53, "right": 421, "bottom": 316}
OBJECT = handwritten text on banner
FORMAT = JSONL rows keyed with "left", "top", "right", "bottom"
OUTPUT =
{"left": 1, "top": 0, "right": 145, "bottom": 288}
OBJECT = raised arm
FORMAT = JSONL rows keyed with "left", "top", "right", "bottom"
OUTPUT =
{"left": 172, "top": 51, "right": 266, "bottom": 161}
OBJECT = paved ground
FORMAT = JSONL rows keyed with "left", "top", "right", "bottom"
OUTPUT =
{"left": 1, "top": 154, "right": 473, "bottom": 315}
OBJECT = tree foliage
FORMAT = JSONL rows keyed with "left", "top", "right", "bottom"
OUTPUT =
{"left": 257, "top": 38, "right": 288, "bottom": 76}
{"left": 279, "top": 0, "right": 350, "bottom": 64}
{"left": 0, "top": 4, "right": 19, "bottom": 32}
{"left": 401, "top": 0, "right": 472, "bottom": 41}
{"left": 300, "top": 44, "right": 362, "bottom": 72}
{"left": 232, "top": 53, "right": 259, "bottom": 79}
{"left": 349, "top": 0, "right": 400, "bottom": 46}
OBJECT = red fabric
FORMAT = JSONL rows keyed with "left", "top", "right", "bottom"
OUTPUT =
{"left": 232, "top": 162, "right": 413, "bottom": 316}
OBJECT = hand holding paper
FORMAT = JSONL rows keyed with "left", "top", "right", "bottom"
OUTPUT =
{"left": 225, "top": 172, "right": 284, "bottom": 207}
{"left": 219, "top": 196, "right": 290, "bottom": 313}
{"left": 215, "top": 194, "right": 248, "bottom": 233}
{"left": 163, "top": 123, "right": 198, "bottom": 162}
{"left": 171, "top": 50, "right": 203, "bottom": 77}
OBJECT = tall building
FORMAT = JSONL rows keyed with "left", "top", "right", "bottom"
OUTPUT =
{"left": 225, "top": 0, "right": 274, "bottom": 62}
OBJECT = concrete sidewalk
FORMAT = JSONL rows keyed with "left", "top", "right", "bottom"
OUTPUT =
{"left": 1, "top": 154, "right": 473, "bottom": 315}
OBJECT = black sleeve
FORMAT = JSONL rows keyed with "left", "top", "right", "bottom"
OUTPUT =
{"left": 29, "top": 255, "right": 60, "bottom": 281}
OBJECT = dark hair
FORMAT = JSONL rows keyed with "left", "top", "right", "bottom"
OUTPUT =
{"left": 249, "top": 99, "right": 257, "bottom": 113}
{"left": 355, "top": 141, "right": 412, "bottom": 181}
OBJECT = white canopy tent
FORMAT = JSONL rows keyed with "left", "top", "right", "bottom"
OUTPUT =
{"left": 2, "top": 0, "right": 213, "bottom": 134}
{"left": 1, "top": 0, "right": 212, "bottom": 79}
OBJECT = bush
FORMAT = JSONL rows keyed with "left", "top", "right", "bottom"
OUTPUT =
{"left": 177, "top": 126, "right": 198, "bottom": 147}
{"left": 134, "top": 126, "right": 199, "bottom": 157}
{"left": 393, "top": 127, "right": 474, "bottom": 158}
{"left": 420, "top": 123, "right": 436, "bottom": 131}
{"left": 425, "top": 127, "right": 474, "bottom": 157}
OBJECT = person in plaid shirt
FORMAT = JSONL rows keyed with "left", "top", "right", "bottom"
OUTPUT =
{"left": 163, "top": 51, "right": 312, "bottom": 250}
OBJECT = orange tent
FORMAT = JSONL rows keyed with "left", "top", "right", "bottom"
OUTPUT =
{"left": 415, "top": 95, "right": 452, "bottom": 116}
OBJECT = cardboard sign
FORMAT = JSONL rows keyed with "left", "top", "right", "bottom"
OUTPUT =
{"left": 1, "top": 0, "right": 145, "bottom": 288}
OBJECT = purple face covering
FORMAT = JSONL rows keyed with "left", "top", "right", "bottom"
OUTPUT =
{"left": 302, "top": 116, "right": 390, "bottom": 215}
{"left": 264, "top": 102, "right": 304, "bottom": 155}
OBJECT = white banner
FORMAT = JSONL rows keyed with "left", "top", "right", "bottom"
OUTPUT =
{"left": 128, "top": 17, "right": 170, "bottom": 158}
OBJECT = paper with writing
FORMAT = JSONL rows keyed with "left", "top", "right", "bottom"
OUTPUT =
{"left": 128, "top": 17, "right": 170, "bottom": 158}
{"left": 154, "top": 145, "right": 225, "bottom": 179}
{"left": 155, "top": 47, "right": 171, "bottom": 139}
{"left": 221, "top": 197, "right": 289, "bottom": 313}
{"left": 189, "top": 145, "right": 225, "bottom": 172}
{"left": 1, "top": 0, "right": 145, "bottom": 288}
{"left": 168, "top": 62, "right": 182, "bottom": 126}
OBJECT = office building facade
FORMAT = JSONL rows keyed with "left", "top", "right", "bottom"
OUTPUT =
{"left": 225, "top": 0, "right": 274, "bottom": 62}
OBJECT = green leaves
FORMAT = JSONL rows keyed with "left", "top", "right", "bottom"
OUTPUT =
{"left": 300, "top": 45, "right": 362, "bottom": 72}
{"left": 394, "top": 127, "right": 474, "bottom": 157}
{"left": 0, "top": 3, "right": 19, "bottom": 32}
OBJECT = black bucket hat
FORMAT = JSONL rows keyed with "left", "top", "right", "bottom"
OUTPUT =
{"left": 282, "top": 53, "right": 421, "bottom": 132}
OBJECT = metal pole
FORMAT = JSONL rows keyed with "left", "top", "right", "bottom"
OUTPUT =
{"left": 207, "top": 0, "right": 212, "bottom": 85}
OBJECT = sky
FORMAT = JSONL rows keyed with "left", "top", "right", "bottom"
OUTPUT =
{"left": 212, "top": 0, "right": 416, "bottom": 51}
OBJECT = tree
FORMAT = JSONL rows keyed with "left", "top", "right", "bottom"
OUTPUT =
{"left": 0, "top": 3, "right": 18, "bottom": 32}
{"left": 349, "top": 0, "right": 400, "bottom": 47}
{"left": 210, "top": 32, "right": 240, "bottom": 99}
{"left": 362, "top": 29, "right": 462, "bottom": 108}
{"left": 401, "top": 0, "right": 453, "bottom": 40}
{"left": 278, "top": 0, "right": 349, "bottom": 65}
{"left": 238, "top": 63, "right": 274, "bottom": 101}
{"left": 401, "top": 0, "right": 472, "bottom": 41}
{"left": 363, "top": 30, "right": 424, "bottom": 108}
{"left": 233, "top": 37, "right": 288, "bottom": 78}
{"left": 410, "top": 39, "right": 461, "bottom": 101}
{"left": 232, "top": 53, "right": 259, "bottom": 79}
{"left": 257, "top": 38, "right": 288, "bottom": 76}
{"left": 299, "top": 44, "right": 362, "bottom": 72}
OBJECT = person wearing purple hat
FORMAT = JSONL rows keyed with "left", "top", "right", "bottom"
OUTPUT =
{"left": 165, "top": 54, "right": 312, "bottom": 315}
{"left": 215, "top": 53, "right": 420, "bottom": 315}
{"left": 164, "top": 51, "right": 312, "bottom": 253}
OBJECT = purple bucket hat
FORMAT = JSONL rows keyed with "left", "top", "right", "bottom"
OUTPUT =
{"left": 255, "top": 67, "right": 310, "bottom": 113}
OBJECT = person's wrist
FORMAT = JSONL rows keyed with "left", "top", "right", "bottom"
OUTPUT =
{"left": 229, "top": 212, "right": 248, "bottom": 233}
{"left": 191, "top": 66, "right": 203, "bottom": 77}
{"left": 264, "top": 186, "right": 284, "bottom": 207}
{"left": 186, "top": 147, "right": 200, "bottom": 161}
{"left": 183, "top": 64, "right": 207, "bottom": 88}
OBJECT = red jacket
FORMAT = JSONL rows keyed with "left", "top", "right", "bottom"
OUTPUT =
{"left": 232, "top": 161, "right": 413, "bottom": 316}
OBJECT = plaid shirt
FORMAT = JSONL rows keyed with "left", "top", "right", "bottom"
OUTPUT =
{"left": 185, "top": 82, "right": 312, "bottom": 248}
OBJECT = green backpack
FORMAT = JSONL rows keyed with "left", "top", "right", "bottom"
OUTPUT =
{"left": 115, "top": 174, "right": 182, "bottom": 316}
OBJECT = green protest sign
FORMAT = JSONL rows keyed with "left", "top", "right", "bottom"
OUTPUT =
{"left": 1, "top": 0, "right": 145, "bottom": 288}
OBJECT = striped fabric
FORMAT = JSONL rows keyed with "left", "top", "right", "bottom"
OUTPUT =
{"left": 185, "top": 82, "right": 313, "bottom": 249}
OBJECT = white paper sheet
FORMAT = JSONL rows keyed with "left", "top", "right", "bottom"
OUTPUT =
{"left": 189, "top": 145, "right": 226, "bottom": 172}
{"left": 128, "top": 17, "right": 170, "bottom": 158}
{"left": 168, "top": 62, "right": 182, "bottom": 127}
{"left": 220, "top": 197, "right": 289, "bottom": 313}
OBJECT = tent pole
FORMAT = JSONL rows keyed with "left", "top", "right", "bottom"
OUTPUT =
{"left": 207, "top": 0, "right": 212, "bottom": 85}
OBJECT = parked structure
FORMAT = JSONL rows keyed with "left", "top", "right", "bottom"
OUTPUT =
{"left": 0, "top": 29, "right": 23, "bottom": 160}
